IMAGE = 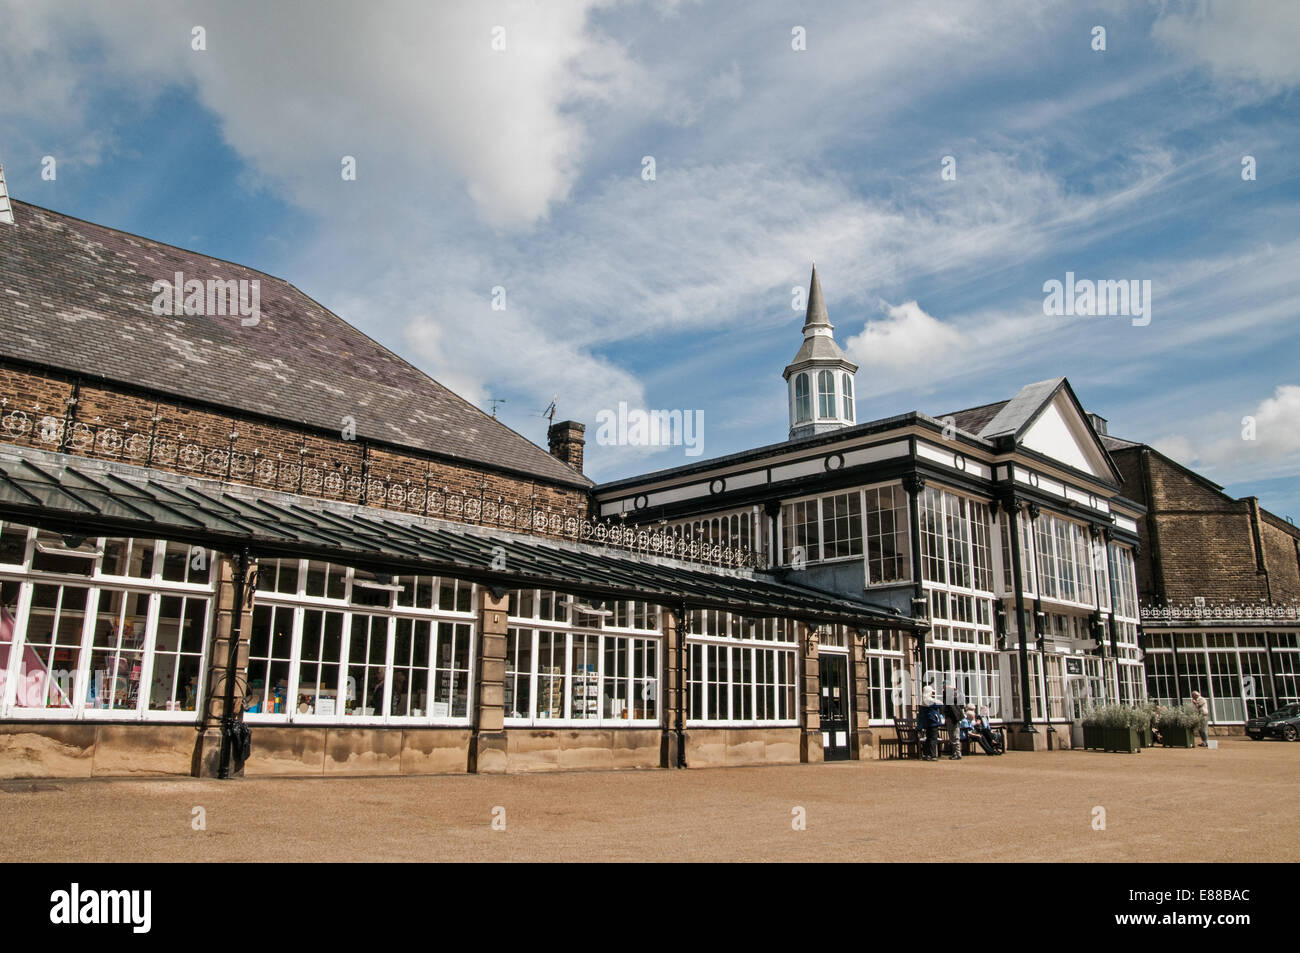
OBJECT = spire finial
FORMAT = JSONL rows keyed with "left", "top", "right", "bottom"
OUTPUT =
{"left": 803, "top": 263, "right": 831, "bottom": 331}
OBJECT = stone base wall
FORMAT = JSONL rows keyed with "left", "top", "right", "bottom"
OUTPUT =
{"left": 1007, "top": 723, "right": 1072, "bottom": 751}
{"left": 240, "top": 726, "right": 472, "bottom": 777}
{"left": 0, "top": 723, "right": 476, "bottom": 780}
{"left": 683, "top": 727, "right": 801, "bottom": 767}
{"left": 503, "top": 728, "right": 662, "bottom": 773}
{"left": 0, "top": 723, "right": 198, "bottom": 779}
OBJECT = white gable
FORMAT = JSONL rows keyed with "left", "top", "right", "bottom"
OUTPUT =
{"left": 1020, "top": 394, "right": 1110, "bottom": 477}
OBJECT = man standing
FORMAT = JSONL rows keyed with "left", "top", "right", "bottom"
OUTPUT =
{"left": 1191, "top": 690, "right": 1210, "bottom": 747}
{"left": 942, "top": 680, "right": 964, "bottom": 760}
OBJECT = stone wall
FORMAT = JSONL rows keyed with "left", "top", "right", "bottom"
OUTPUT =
{"left": 682, "top": 728, "right": 802, "bottom": 766}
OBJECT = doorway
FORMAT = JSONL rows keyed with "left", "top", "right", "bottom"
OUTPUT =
{"left": 819, "top": 653, "right": 851, "bottom": 761}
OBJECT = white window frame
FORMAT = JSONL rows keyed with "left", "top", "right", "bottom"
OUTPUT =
{"left": 245, "top": 559, "right": 477, "bottom": 726}
{"left": 503, "top": 590, "right": 662, "bottom": 728}
{"left": 0, "top": 524, "right": 215, "bottom": 723}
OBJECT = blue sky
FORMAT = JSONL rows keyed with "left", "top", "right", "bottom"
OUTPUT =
{"left": 1, "top": 0, "right": 1298, "bottom": 520}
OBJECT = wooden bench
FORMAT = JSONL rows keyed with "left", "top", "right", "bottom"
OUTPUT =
{"left": 878, "top": 718, "right": 1006, "bottom": 759}
{"left": 879, "top": 717, "right": 923, "bottom": 760}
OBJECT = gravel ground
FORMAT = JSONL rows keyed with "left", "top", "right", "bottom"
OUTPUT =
{"left": 2, "top": 739, "right": 1294, "bottom": 862}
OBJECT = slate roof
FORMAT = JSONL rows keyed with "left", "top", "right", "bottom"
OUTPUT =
{"left": 1100, "top": 434, "right": 1141, "bottom": 452}
{"left": 977, "top": 377, "right": 1066, "bottom": 438}
{"left": 935, "top": 399, "right": 1010, "bottom": 436}
{"left": 0, "top": 446, "right": 914, "bottom": 629}
{"left": 0, "top": 200, "right": 588, "bottom": 489}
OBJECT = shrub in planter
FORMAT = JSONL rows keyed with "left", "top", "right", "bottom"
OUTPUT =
{"left": 1157, "top": 701, "right": 1201, "bottom": 748}
{"left": 1081, "top": 705, "right": 1108, "bottom": 750}
{"left": 1129, "top": 705, "right": 1154, "bottom": 747}
{"left": 1083, "top": 705, "right": 1139, "bottom": 752}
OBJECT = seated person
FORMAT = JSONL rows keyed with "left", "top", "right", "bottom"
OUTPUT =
{"left": 967, "top": 705, "right": 1004, "bottom": 754}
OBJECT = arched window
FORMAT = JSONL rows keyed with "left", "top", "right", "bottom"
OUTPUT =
{"left": 818, "top": 370, "right": 835, "bottom": 419}
{"left": 842, "top": 373, "right": 855, "bottom": 422}
{"left": 794, "top": 374, "right": 811, "bottom": 423}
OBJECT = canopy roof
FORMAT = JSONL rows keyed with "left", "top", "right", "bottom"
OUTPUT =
{"left": 0, "top": 448, "right": 914, "bottom": 630}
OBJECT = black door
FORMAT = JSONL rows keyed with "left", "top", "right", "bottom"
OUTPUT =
{"left": 819, "top": 653, "right": 851, "bottom": 761}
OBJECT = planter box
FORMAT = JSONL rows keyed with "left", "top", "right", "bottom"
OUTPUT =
{"left": 1140, "top": 726, "right": 1154, "bottom": 748}
{"left": 1160, "top": 725, "right": 1196, "bottom": 748}
{"left": 1105, "top": 726, "right": 1140, "bottom": 753}
{"left": 1082, "top": 725, "right": 1139, "bottom": 752}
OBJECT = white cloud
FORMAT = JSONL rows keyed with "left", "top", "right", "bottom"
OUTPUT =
{"left": 0, "top": 0, "right": 637, "bottom": 227}
{"left": 845, "top": 301, "right": 964, "bottom": 371}
{"left": 1152, "top": 385, "right": 1300, "bottom": 487}
{"left": 1153, "top": 0, "right": 1300, "bottom": 91}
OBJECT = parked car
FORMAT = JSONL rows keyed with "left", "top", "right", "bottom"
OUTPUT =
{"left": 1245, "top": 703, "right": 1300, "bottom": 741}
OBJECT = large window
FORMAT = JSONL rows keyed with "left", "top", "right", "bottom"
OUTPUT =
{"left": 918, "top": 488, "right": 994, "bottom": 594}
{"left": 999, "top": 511, "right": 1036, "bottom": 596}
{"left": 247, "top": 559, "right": 476, "bottom": 723}
{"left": 505, "top": 591, "right": 660, "bottom": 725}
{"left": 841, "top": 373, "right": 855, "bottom": 422}
{"left": 687, "top": 612, "right": 797, "bottom": 725}
{"left": 1032, "top": 513, "right": 1095, "bottom": 606}
{"left": 781, "top": 491, "right": 865, "bottom": 565}
{"left": 865, "top": 485, "right": 911, "bottom": 585}
{"left": 0, "top": 522, "right": 214, "bottom": 721}
{"left": 1108, "top": 544, "right": 1138, "bottom": 619}
{"left": 821, "top": 492, "right": 863, "bottom": 559}
{"left": 780, "top": 499, "right": 819, "bottom": 564}
{"left": 1143, "top": 630, "right": 1297, "bottom": 723}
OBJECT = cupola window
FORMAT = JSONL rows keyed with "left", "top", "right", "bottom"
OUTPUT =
{"left": 817, "top": 370, "right": 836, "bottom": 419}
{"left": 794, "top": 374, "right": 811, "bottom": 423}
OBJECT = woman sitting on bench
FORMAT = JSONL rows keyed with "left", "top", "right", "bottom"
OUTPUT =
{"left": 963, "top": 705, "right": 1004, "bottom": 755}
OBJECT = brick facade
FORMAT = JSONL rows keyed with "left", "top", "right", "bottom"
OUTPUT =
{"left": 0, "top": 362, "right": 589, "bottom": 536}
{"left": 1111, "top": 444, "right": 1300, "bottom": 606}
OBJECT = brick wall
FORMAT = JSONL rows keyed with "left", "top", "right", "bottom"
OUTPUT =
{"left": 1111, "top": 445, "right": 1298, "bottom": 605}
{"left": 0, "top": 363, "right": 590, "bottom": 534}
{"left": 1261, "top": 512, "right": 1300, "bottom": 602}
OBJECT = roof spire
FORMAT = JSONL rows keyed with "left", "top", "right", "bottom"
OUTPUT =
{"left": 803, "top": 262, "right": 831, "bottom": 331}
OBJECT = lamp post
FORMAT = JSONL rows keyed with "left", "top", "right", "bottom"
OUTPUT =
{"left": 218, "top": 547, "right": 252, "bottom": 780}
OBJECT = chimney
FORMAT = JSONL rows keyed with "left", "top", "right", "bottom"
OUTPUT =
{"left": 1087, "top": 412, "right": 1108, "bottom": 436}
{"left": 547, "top": 420, "right": 586, "bottom": 472}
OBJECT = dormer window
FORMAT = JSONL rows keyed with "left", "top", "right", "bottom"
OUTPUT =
{"left": 817, "top": 370, "right": 835, "bottom": 419}
{"left": 794, "top": 373, "right": 811, "bottom": 423}
{"left": 842, "top": 373, "right": 854, "bottom": 422}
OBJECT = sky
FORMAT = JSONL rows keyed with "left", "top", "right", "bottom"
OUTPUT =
{"left": 1, "top": 0, "right": 1298, "bottom": 520}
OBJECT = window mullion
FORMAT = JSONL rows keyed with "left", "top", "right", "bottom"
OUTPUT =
{"left": 136, "top": 591, "right": 162, "bottom": 720}
{"left": 72, "top": 585, "right": 101, "bottom": 717}
{"left": 382, "top": 616, "right": 396, "bottom": 724}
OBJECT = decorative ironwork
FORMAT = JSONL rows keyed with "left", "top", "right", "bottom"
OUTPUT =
{"left": 1140, "top": 599, "right": 1300, "bottom": 623}
{"left": 0, "top": 396, "right": 757, "bottom": 569}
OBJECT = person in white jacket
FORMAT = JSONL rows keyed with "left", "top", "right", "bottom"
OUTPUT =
{"left": 1190, "top": 690, "right": 1210, "bottom": 746}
